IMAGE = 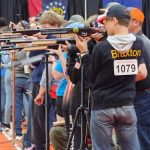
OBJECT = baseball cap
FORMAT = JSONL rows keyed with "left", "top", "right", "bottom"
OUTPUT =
{"left": 127, "top": 7, "right": 144, "bottom": 22}
{"left": 106, "top": 5, "right": 130, "bottom": 19}
{"left": 64, "top": 15, "right": 85, "bottom": 27}
{"left": 66, "top": 22, "right": 84, "bottom": 28}
{"left": 97, "top": 14, "right": 107, "bottom": 24}
{"left": 99, "top": 2, "right": 120, "bottom": 13}
{"left": 69, "top": 15, "right": 85, "bottom": 23}
{"left": 97, "top": 5, "right": 130, "bottom": 24}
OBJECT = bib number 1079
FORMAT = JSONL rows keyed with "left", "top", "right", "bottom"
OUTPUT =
{"left": 114, "top": 59, "right": 138, "bottom": 76}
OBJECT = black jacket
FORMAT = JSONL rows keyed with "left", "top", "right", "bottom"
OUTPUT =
{"left": 81, "top": 38, "right": 144, "bottom": 110}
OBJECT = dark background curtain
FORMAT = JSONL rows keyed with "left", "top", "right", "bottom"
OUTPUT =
{"left": 67, "top": 0, "right": 103, "bottom": 19}
{"left": 142, "top": 0, "right": 150, "bottom": 38}
{"left": 0, "top": 0, "right": 102, "bottom": 23}
{"left": 0, "top": 0, "right": 28, "bottom": 24}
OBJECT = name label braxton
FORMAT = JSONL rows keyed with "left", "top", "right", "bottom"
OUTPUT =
{"left": 111, "top": 49, "right": 142, "bottom": 59}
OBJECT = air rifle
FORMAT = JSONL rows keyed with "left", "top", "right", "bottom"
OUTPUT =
{"left": 0, "top": 38, "right": 10, "bottom": 42}
{"left": 6, "top": 38, "right": 75, "bottom": 45}
{"left": 1, "top": 44, "right": 63, "bottom": 51}
{"left": 0, "top": 36, "right": 22, "bottom": 41}
{"left": 12, "top": 27, "right": 106, "bottom": 37}
{"left": 0, "top": 32, "right": 21, "bottom": 37}
{"left": 0, "top": 44, "right": 22, "bottom": 51}
{"left": 0, "top": 38, "right": 75, "bottom": 51}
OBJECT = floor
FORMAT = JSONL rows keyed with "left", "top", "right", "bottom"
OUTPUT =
{"left": 0, "top": 132, "right": 54, "bottom": 150}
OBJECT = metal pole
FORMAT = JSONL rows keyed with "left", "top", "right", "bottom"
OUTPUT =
{"left": 45, "top": 54, "right": 50, "bottom": 150}
{"left": 84, "top": 0, "right": 87, "bottom": 21}
{"left": 11, "top": 51, "right": 16, "bottom": 144}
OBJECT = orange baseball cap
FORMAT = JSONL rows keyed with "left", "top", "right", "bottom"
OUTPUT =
{"left": 127, "top": 7, "right": 144, "bottom": 22}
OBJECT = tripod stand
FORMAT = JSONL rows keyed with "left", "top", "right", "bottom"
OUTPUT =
{"left": 11, "top": 51, "right": 16, "bottom": 144}
{"left": 44, "top": 52, "right": 57, "bottom": 150}
{"left": 66, "top": 64, "right": 90, "bottom": 150}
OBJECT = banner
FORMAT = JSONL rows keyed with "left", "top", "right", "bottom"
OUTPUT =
{"left": 43, "top": 0, "right": 68, "bottom": 18}
{"left": 28, "top": 0, "right": 68, "bottom": 18}
{"left": 103, "top": 0, "right": 142, "bottom": 9}
{"left": 28, "top": 0, "right": 42, "bottom": 17}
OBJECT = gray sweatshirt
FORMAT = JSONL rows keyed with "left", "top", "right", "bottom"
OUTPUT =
{"left": 15, "top": 50, "right": 28, "bottom": 78}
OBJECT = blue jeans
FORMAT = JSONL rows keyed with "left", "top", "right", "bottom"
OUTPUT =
{"left": 1, "top": 76, "right": 6, "bottom": 122}
{"left": 23, "top": 93, "right": 32, "bottom": 148}
{"left": 134, "top": 90, "right": 150, "bottom": 150}
{"left": 15, "top": 77, "right": 29, "bottom": 136}
{"left": 23, "top": 77, "right": 33, "bottom": 148}
{"left": 49, "top": 100, "right": 56, "bottom": 129}
{"left": 4, "top": 69, "right": 12, "bottom": 124}
{"left": 90, "top": 106, "right": 140, "bottom": 150}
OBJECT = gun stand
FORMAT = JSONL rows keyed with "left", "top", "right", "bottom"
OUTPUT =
{"left": 43, "top": 53, "right": 51, "bottom": 150}
{"left": 66, "top": 64, "right": 89, "bottom": 150}
{"left": 10, "top": 51, "right": 16, "bottom": 144}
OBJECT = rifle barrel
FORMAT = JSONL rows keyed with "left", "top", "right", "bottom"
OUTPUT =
{"left": 12, "top": 27, "right": 104, "bottom": 37}
{"left": 7, "top": 38, "right": 75, "bottom": 44}
{"left": 1, "top": 43, "right": 61, "bottom": 51}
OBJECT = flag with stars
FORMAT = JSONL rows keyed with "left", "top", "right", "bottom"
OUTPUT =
{"left": 43, "top": 0, "right": 68, "bottom": 18}
{"left": 28, "top": 0, "right": 68, "bottom": 18}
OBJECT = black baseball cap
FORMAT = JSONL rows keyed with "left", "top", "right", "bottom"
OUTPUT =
{"left": 97, "top": 5, "right": 130, "bottom": 24}
{"left": 99, "top": 2, "right": 120, "bottom": 13}
{"left": 106, "top": 5, "right": 130, "bottom": 19}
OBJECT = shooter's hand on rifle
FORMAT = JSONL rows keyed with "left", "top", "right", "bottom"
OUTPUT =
{"left": 33, "top": 32, "right": 47, "bottom": 39}
{"left": 50, "top": 44, "right": 64, "bottom": 58}
{"left": 9, "top": 22, "right": 17, "bottom": 30}
{"left": 75, "top": 35, "right": 89, "bottom": 54}
{"left": 90, "top": 27, "right": 106, "bottom": 42}
{"left": 91, "top": 32, "right": 104, "bottom": 42}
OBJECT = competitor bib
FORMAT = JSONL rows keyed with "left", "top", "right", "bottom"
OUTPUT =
{"left": 114, "top": 59, "right": 138, "bottom": 76}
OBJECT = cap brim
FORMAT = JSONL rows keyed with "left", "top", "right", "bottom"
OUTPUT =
{"left": 63, "top": 21, "right": 75, "bottom": 27}
{"left": 97, "top": 15, "right": 106, "bottom": 24}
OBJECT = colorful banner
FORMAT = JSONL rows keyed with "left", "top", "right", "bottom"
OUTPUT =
{"left": 28, "top": 0, "right": 68, "bottom": 18}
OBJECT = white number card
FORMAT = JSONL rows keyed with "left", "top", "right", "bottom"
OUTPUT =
{"left": 114, "top": 59, "right": 138, "bottom": 76}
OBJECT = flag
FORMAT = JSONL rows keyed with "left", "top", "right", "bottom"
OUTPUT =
{"left": 28, "top": 0, "right": 68, "bottom": 18}
{"left": 42, "top": 0, "right": 68, "bottom": 18}
{"left": 28, "top": 0, "right": 42, "bottom": 17}
{"left": 103, "top": 0, "right": 142, "bottom": 9}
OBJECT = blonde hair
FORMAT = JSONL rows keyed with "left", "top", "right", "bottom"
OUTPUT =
{"left": 40, "top": 10, "right": 66, "bottom": 27}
